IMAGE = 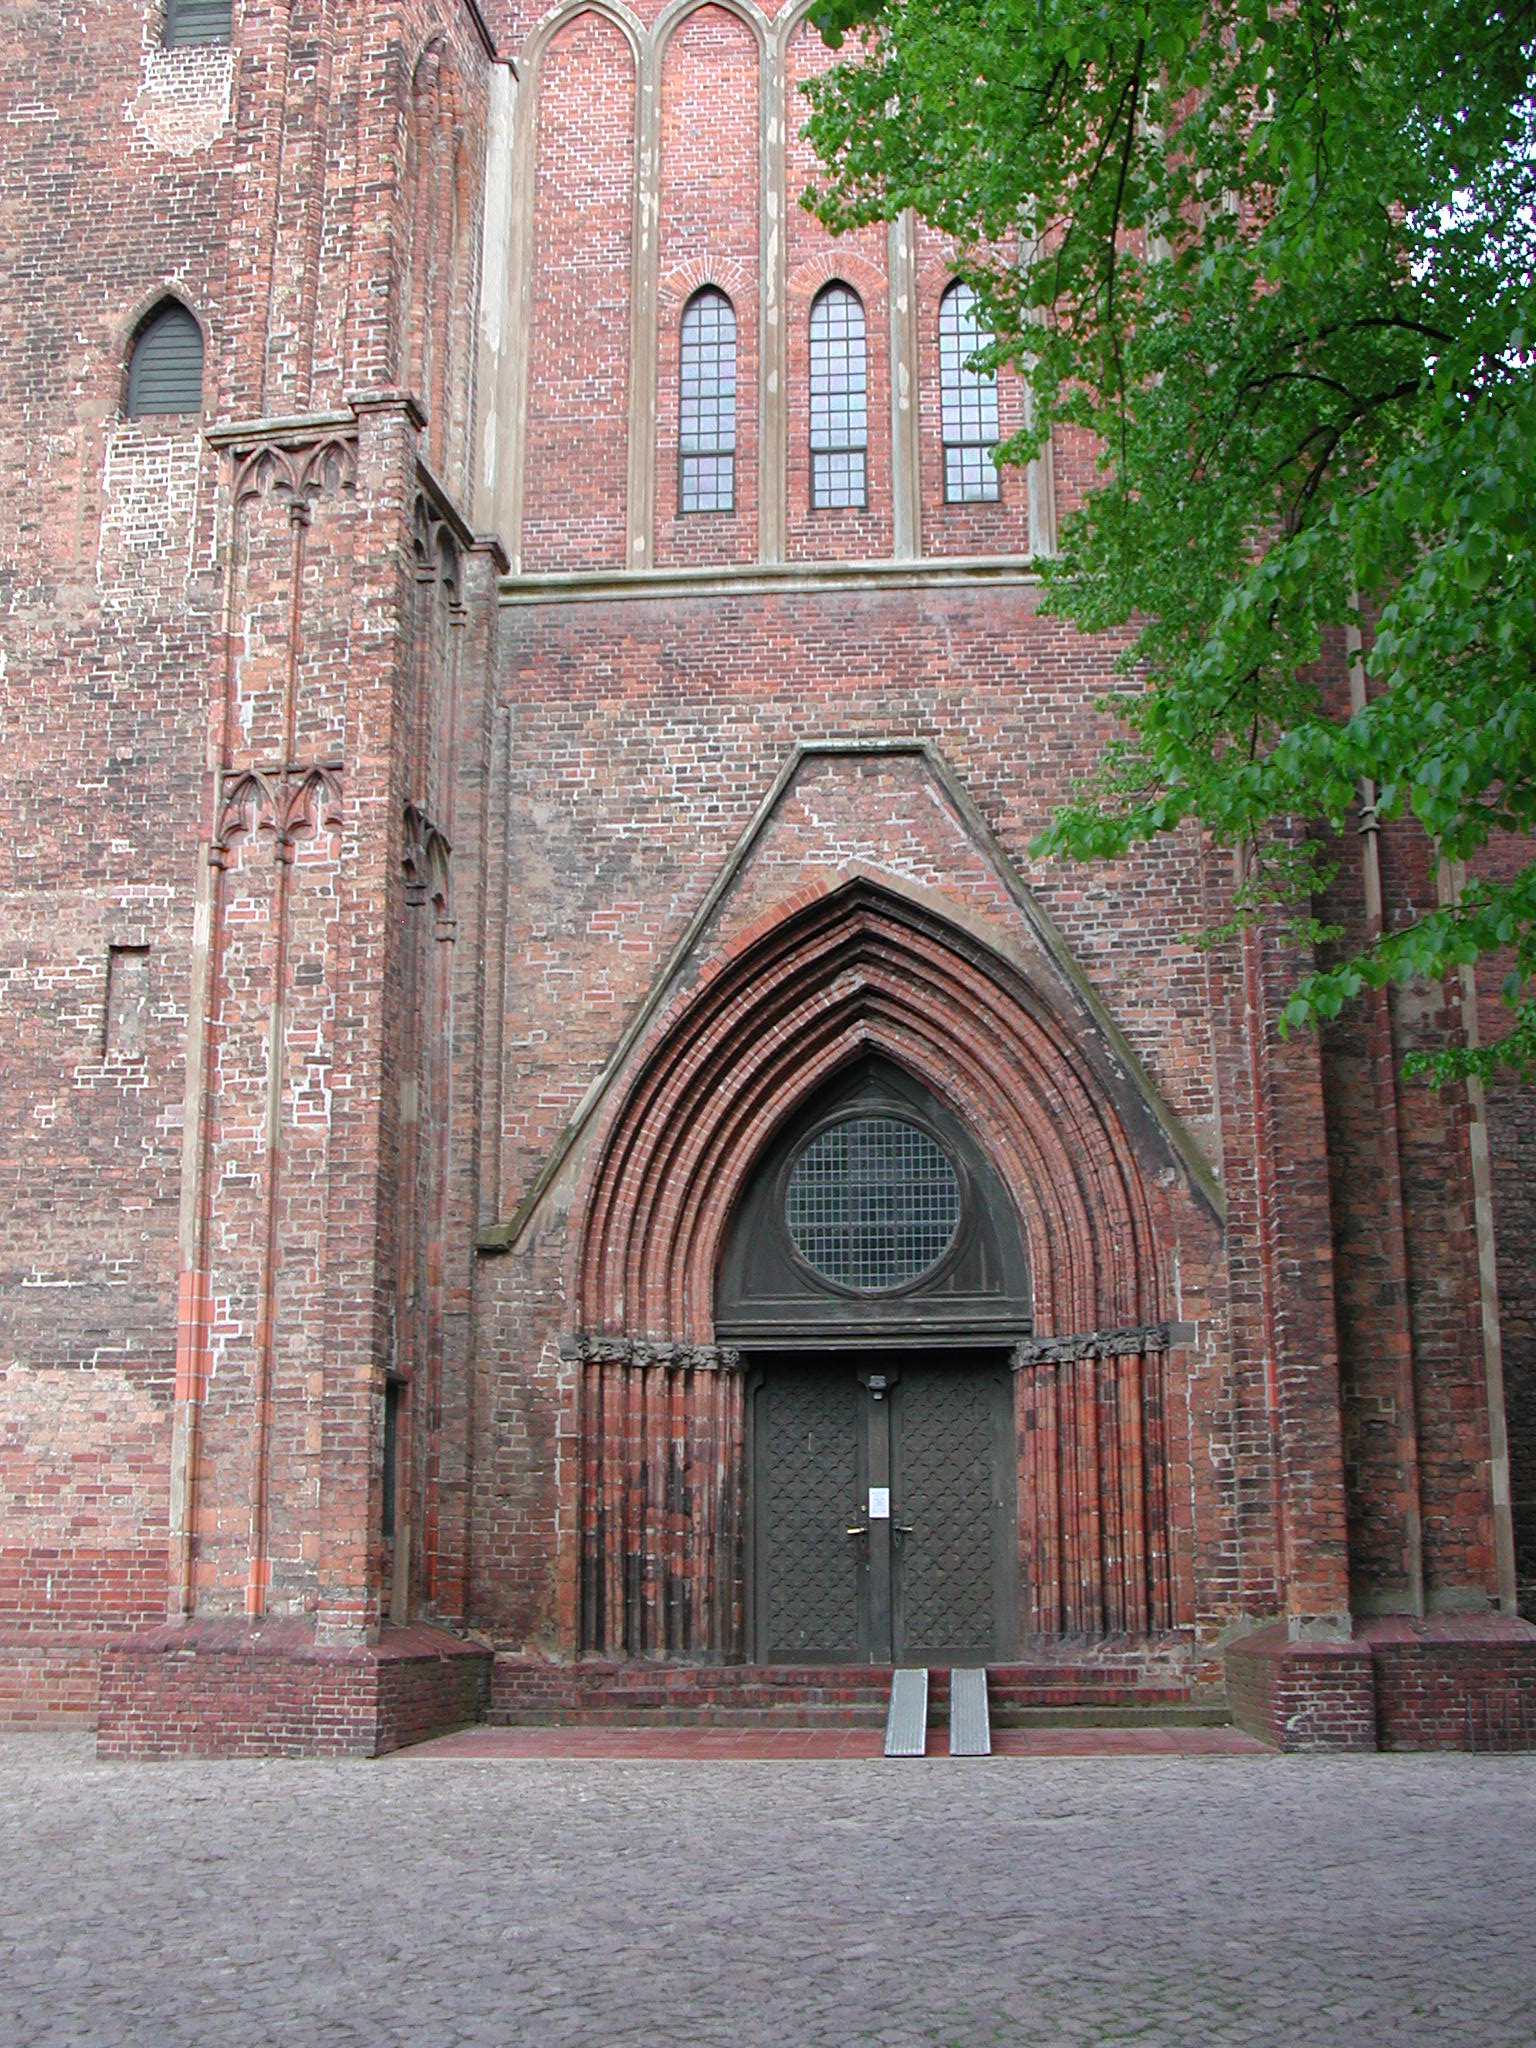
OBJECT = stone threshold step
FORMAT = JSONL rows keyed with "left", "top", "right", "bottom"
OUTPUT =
{"left": 988, "top": 1690, "right": 1211, "bottom": 1711}
{"left": 991, "top": 1704, "right": 1233, "bottom": 1729}
{"left": 484, "top": 1703, "right": 1229, "bottom": 1731}
{"left": 486, "top": 1707, "right": 890, "bottom": 1729}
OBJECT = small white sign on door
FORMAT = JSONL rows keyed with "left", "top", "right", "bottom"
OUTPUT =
{"left": 868, "top": 1486, "right": 891, "bottom": 1520}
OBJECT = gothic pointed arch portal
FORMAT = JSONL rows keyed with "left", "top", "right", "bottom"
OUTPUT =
{"left": 571, "top": 879, "right": 1192, "bottom": 1660}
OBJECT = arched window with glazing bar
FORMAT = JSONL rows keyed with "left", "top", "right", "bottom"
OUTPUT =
{"left": 809, "top": 283, "right": 868, "bottom": 509}
{"left": 679, "top": 288, "right": 737, "bottom": 514}
{"left": 939, "top": 281, "right": 1000, "bottom": 502}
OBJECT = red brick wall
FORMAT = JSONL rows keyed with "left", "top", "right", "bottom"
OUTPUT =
{"left": 0, "top": 0, "right": 234, "bottom": 1703}
{"left": 1224, "top": 1625, "right": 1378, "bottom": 1752}
{"left": 473, "top": 581, "right": 1297, "bottom": 1654}
{"left": 1488, "top": 1067, "right": 1536, "bottom": 1617}
{"left": 521, "top": 10, "right": 634, "bottom": 570}
{"left": 1375, "top": 819, "right": 1497, "bottom": 1604}
{"left": 1362, "top": 1616, "right": 1536, "bottom": 1750}
{"left": 913, "top": 225, "right": 1033, "bottom": 558}
{"left": 490, "top": 585, "right": 1220, "bottom": 1216}
{"left": 1313, "top": 649, "right": 1509, "bottom": 1619}
{"left": 1473, "top": 841, "right": 1536, "bottom": 1619}
{"left": 2, "top": 0, "right": 1529, "bottom": 1755}
{"left": 401, "top": 38, "right": 485, "bottom": 496}
{"left": 0, "top": 1637, "right": 106, "bottom": 1728}
{"left": 1318, "top": 817, "right": 1423, "bottom": 1611}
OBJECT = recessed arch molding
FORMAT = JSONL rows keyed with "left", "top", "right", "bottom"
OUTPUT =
{"left": 576, "top": 877, "right": 1169, "bottom": 1345}
{"left": 567, "top": 879, "right": 1196, "bottom": 1657}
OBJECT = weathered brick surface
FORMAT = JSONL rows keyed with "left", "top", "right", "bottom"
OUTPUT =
{"left": 783, "top": 20, "right": 895, "bottom": 560}
{"left": 913, "top": 223, "right": 1034, "bottom": 558}
{"left": 1314, "top": 668, "right": 1505, "bottom": 1618}
{"left": 1489, "top": 1065, "right": 1536, "bottom": 1618}
{"left": 1226, "top": 1617, "right": 1536, "bottom": 1752}
{"left": 490, "top": 588, "right": 1216, "bottom": 1207}
{"left": 0, "top": 0, "right": 233, "bottom": 1720}
{"left": 0, "top": 1, "right": 496, "bottom": 1737}
{"left": 1361, "top": 1615, "right": 1536, "bottom": 1751}
{"left": 1473, "top": 841, "right": 1536, "bottom": 1620}
{"left": 521, "top": 9, "right": 634, "bottom": 571}
{"left": 487, "top": 1647, "right": 1211, "bottom": 1726}
{"left": 0, "top": 1634, "right": 106, "bottom": 1727}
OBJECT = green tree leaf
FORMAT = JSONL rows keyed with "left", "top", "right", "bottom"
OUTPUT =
{"left": 803, "top": 0, "right": 1536, "bottom": 1081}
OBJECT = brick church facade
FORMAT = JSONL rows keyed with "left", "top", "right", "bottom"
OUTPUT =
{"left": 1, "top": 0, "right": 1532, "bottom": 1754}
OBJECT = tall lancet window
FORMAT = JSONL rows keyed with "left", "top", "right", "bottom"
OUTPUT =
{"left": 809, "top": 283, "right": 868, "bottom": 509}
{"left": 939, "top": 281, "right": 1001, "bottom": 502}
{"left": 679, "top": 288, "right": 737, "bottom": 514}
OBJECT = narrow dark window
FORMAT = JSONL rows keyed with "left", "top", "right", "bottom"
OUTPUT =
{"left": 679, "top": 288, "right": 737, "bottom": 514}
{"left": 809, "top": 283, "right": 868, "bottom": 509}
{"left": 126, "top": 302, "right": 205, "bottom": 418}
{"left": 939, "top": 281, "right": 1001, "bottom": 502}
{"left": 163, "top": 0, "right": 233, "bottom": 46}
{"left": 381, "top": 1378, "right": 404, "bottom": 1540}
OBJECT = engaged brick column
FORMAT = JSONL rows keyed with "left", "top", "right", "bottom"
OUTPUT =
{"left": 1206, "top": 848, "right": 1354, "bottom": 1635}
{"left": 168, "top": 395, "right": 431, "bottom": 1642}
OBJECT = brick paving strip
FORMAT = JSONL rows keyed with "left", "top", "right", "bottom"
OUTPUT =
{"left": 3, "top": 1734, "right": 1533, "bottom": 2048}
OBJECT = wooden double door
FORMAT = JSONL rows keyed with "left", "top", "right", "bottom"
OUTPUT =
{"left": 749, "top": 1353, "right": 1018, "bottom": 1665}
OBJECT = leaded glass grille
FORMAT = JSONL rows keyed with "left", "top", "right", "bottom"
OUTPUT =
{"left": 939, "top": 281, "right": 1000, "bottom": 502}
{"left": 809, "top": 284, "right": 868, "bottom": 509}
{"left": 785, "top": 1117, "right": 961, "bottom": 1291}
{"left": 680, "top": 288, "right": 737, "bottom": 513}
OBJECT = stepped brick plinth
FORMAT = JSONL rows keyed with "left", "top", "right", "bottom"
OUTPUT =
{"left": 97, "top": 1620, "right": 491, "bottom": 1759}
{"left": 1226, "top": 1615, "right": 1536, "bottom": 1751}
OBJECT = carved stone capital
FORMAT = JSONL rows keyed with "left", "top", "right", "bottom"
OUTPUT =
{"left": 560, "top": 1334, "right": 744, "bottom": 1375}
{"left": 1012, "top": 1320, "right": 1181, "bottom": 1368}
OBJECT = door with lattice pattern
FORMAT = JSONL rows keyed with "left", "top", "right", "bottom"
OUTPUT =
{"left": 750, "top": 1354, "right": 1016, "bottom": 1664}
{"left": 753, "top": 1365, "right": 867, "bottom": 1662}
{"left": 890, "top": 1360, "right": 1017, "bottom": 1664}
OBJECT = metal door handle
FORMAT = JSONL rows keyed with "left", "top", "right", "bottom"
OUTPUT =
{"left": 845, "top": 1523, "right": 869, "bottom": 1539}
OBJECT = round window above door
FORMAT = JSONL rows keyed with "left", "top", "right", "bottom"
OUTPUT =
{"left": 784, "top": 1115, "right": 962, "bottom": 1292}
{"left": 715, "top": 1057, "right": 1032, "bottom": 1347}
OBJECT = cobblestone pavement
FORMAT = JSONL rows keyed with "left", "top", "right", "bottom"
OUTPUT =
{"left": 3, "top": 1734, "right": 1534, "bottom": 2048}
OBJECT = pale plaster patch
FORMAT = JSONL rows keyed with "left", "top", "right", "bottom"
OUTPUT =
{"left": 97, "top": 426, "right": 201, "bottom": 592}
{"left": 128, "top": 43, "right": 234, "bottom": 157}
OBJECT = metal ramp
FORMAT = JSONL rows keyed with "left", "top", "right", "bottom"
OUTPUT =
{"left": 883, "top": 1668, "right": 929, "bottom": 1756}
{"left": 949, "top": 1667, "right": 991, "bottom": 1756}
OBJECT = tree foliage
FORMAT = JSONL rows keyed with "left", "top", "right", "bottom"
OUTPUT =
{"left": 804, "top": 0, "right": 1536, "bottom": 1078}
